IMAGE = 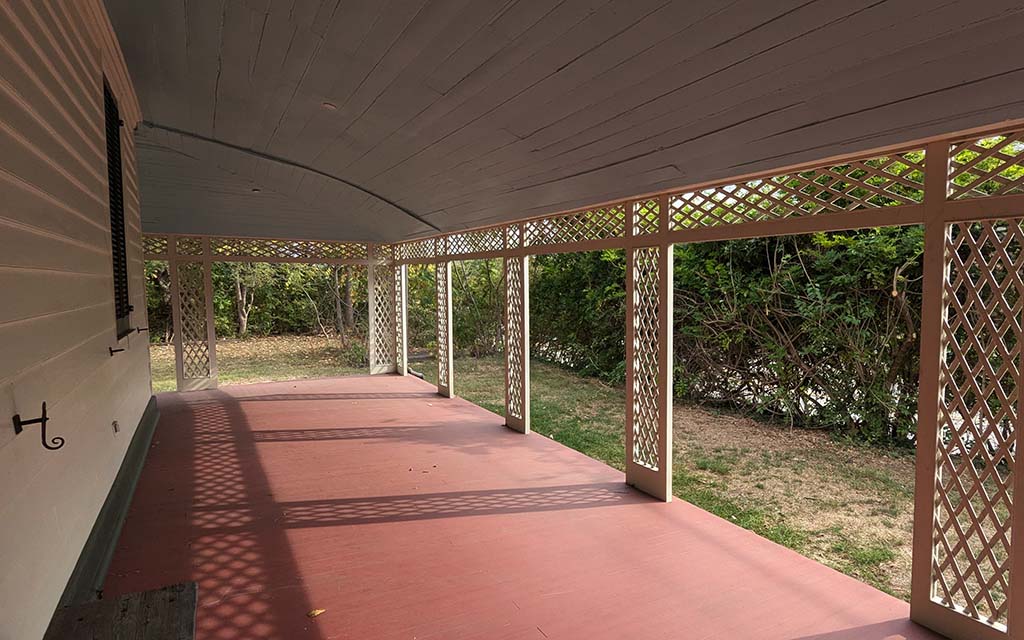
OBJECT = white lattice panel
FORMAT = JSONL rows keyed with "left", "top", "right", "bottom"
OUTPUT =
{"left": 394, "top": 265, "right": 405, "bottom": 369}
{"left": 446, "top": 228, "right": 504, "bottom": 256}
{"left": 949, "top": 132, "right": 1024, "bottom": 200}
{"left": 178, "top": 261, "right": 211, "bottom": 379}
{"left": 399, "top": 238, "right": 436, "bottom": 261}
{"left": 371, "top": 264, "right": 395, "bottom": 372}
{"left": 631, "top": 246, "right": 661, "bottom": 470}
{"left": 210, "top": 237, "right": 367, "bottom": 260}
{"left": 932, "top": 219, "right": 1024, "bottom": 629}
{"left": 633, "top": 199, "right": 660, "bottom": 236}
{"left": 143, "top": 235, "right": 168, "bottom": 255}
{"left": 437, "top": 262, "right": 452, "bottom": 390}
{"left": 524, "top": 205, "right": 627, "bottom": 247}
{"left": 668, "top": 151, "right": 926, "bottom": 230}
{"left": 176, "top": 237, "right": 204, "bottom": 256}
{"left": 506, "top": 224, "right": 523, "bottom": 250}
{"left": 505, "top": 257, "right": 526, "bottom": 422}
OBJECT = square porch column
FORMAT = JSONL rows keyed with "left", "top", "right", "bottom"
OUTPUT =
{"left": 169, "top": 236, "right": 218, "bottom": 391}
{"left": 435, "top": 261, "right": 454, "bottom": 397}
{"left": 504, "top": 255, "right": 530, "bottom": 433}
{"left": 368, "top": 250, "right": 406, "bottom": 375}
{"left": 625, "top": 228, "right": 673, "bottom": 501}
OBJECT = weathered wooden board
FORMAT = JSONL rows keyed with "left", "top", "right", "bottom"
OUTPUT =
{"left": 44, "top": 582, "right": 197, "bottom": 640}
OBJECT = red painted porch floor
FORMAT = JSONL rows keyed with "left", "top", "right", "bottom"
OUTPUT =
{"left": 105, "top": 375, "right": 941, "bottom": 640}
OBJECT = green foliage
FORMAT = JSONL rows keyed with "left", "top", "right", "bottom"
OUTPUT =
{"left": 673, "top": 227, "right": 923, "bottom": 445}
{"left": 406, "top": 260, "right": 505, "bottom": 358}
{"left": 146, "top": 262, "right": 368, "bottom": 348}
{"left": 531, "top": 250, "right": 627, "bottom": 383}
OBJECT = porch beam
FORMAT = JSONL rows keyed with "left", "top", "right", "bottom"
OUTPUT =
{"left": 504, "top": 255, "right": 530, "bottom": 433}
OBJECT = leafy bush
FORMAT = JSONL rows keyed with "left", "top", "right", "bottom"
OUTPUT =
{"left": 672, "top": 227, "right": 923, "bottom": 445}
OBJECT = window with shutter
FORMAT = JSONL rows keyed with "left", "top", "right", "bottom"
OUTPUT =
{"left": 105, "top": 80, "right": 131, "bottom": 338}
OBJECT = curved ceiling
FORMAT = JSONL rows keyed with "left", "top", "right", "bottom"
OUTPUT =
{"left": 106, "top": 0, "right": 1024, "bottom": 243}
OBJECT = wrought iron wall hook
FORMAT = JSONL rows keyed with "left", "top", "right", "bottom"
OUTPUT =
{"left": 109, "top": 347, "right": 125, "bottom": 356}
{"left": 12, "top": 402, "right": 64, "bottom": 451}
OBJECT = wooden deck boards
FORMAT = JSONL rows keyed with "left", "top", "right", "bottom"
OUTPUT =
{"left": 104, "top": 375, "right": 941, "bottom": 639}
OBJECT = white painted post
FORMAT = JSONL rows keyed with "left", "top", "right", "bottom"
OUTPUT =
{"left": 202, "top": 237, "right": 218, "bottom": 385}
{"left": 395, "top": 263, "right": 408, "bottom": 375}
{"left": 625, "top": 198, "right": 673, "bottom": 501}
{"left": 368, "top": 249, "right": 397, "bottom": 375}
{"left": 169, "top": 236, "right": 217, "bottom": 391}
{"left": 436, "top": 260, "right": 454, "bottom": 397}
{"left": 504, "top": 255, "right": 529, "bottom": 433}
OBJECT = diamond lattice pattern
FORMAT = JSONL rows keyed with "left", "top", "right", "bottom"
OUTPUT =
{"left": 932, "top": 220, "right": 1024, "bottom": 630}
{"left": 177, "top": 237, "right": 204, "bottom": 256}
{"left": 143, "top": 235, "right": 168, "bottom": 255}
{"left": 394, "top": 266, "right": 405, "bottom": 368}
{"left": 633, "top": 199, "right": 660, "bottom": 236}
{"left": 525, "top": 205, "right": 626, "bottom": 247}
{"left": 949, "top": 132, "right": 1024, "bottom": 200}
{"left": 399, "top": 239, "right": 436, "bottom": 261}
{"left": 505, "top": 257, "right": 525, "bottom": 420}
{"left": 668, "top": 151, "right": 925, "bottom": 230}
{"left": 447, "top": 229, "right": 504, "bottom": 256}
{"left": 372, "top": 264, "right": 395, "bottom": 371}
{"left": 211, "top": 237, "right": 366, "bottom": 260}
{"left": 632, "top": 247, "right": 660, "bottom": 470}
{"left": 436, "top": 263, "right": 451, "bottom": 388}
{"left": 178, "top": 261, "right": 210, "bottom": 379}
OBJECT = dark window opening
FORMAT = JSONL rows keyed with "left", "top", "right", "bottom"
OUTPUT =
{"left": 105, "top": 80, "right": 131, "bottom": 338}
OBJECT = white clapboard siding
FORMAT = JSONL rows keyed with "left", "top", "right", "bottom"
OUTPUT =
{"left": 0, "top": 2, "right": 147, "bottom": 639}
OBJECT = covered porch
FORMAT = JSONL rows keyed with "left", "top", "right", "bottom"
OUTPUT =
{"left": 4, "top": 1, "right": 1024, "bottom": 639}
{"left": 106, "top": 375, "right": 930, "bottom": 640}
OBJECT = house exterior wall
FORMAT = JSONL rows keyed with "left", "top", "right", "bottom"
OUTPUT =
{"left": 0, "top": 2, "right": 147, "bottom": 638}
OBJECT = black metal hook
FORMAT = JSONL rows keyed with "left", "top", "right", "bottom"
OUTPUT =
{"left": 12, "top": 402, "right": 64, "bottom": 451}
{"left": 109, "top": 347, "right": 125, "bottom": 356}
{"left": 136, "top": 327, "right": 149, "bottom": 334}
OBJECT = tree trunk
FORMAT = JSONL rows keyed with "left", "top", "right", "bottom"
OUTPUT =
{"left": 235, "top": 277, "right": 250, "bottom": 336}
{"left": 342, "top": 269, "right": 354, "bottom": 328}
{"left": 333, "top": 266, "right": 345, "bottom": 333}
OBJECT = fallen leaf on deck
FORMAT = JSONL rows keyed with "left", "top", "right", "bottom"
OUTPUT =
{"left": 307, "top": 609, "right": 326, "bottom": 618}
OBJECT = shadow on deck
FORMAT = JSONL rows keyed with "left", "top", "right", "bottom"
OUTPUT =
{"left": 104, "top": 375, "right": 941, "bottom": 640}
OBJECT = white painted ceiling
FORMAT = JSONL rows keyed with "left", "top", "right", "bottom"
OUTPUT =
{"left": 105, "top": 0, "right": 1024, "bottom": 242}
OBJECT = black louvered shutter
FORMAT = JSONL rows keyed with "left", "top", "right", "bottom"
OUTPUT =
{"left": 105, "top": 81, "right": 131, "bottom": 338}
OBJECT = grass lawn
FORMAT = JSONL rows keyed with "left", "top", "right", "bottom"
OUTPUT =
{"left": 152, "top": 336, "right": 915, "bottom": 600}
{"left": 149, "top": 335, "right": 364, "bottom": 392}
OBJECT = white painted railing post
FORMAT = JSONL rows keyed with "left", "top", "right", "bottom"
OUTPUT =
{"left": 504, "top": 255, "right": 530, "bottom": 433}
{"left": 625, "top": 197, "right": 673, "bottom": 501}
{"left": 368, "top": 245, "right": 397, "bottom": 375}
{"left": 436, "top": 260, "right": 454, "bottom": 397}
{"left": 168, "top": 235, "right": 218, "bottom": 391}
{"left": 395, "top": 263, "right": 408, "bottom": 376}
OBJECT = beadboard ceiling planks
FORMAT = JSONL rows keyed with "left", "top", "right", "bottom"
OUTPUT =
{"left": 105, "top": 0, "right": 1024, "bottom": 242}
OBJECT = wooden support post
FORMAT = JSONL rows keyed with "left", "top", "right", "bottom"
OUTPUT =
{"left": 168, "top": 236, "right": 217, "bottom": 391}
{"left": 625, "top": 197, "right": 673, "bottom": 502}
{"left": 368, "top": 255, "right": 397, "bottom": 375}
{"left": 504, "top": 255, "right": 530, "bottom": 433}
{"left": 910, "top": 141, "right": 1017, "bottom": 640}
{"left": 436, "top": 261, "right": 454, "bottom": 397}
{"left": 395, "top": 264, "right": 408, "bottom": 376}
